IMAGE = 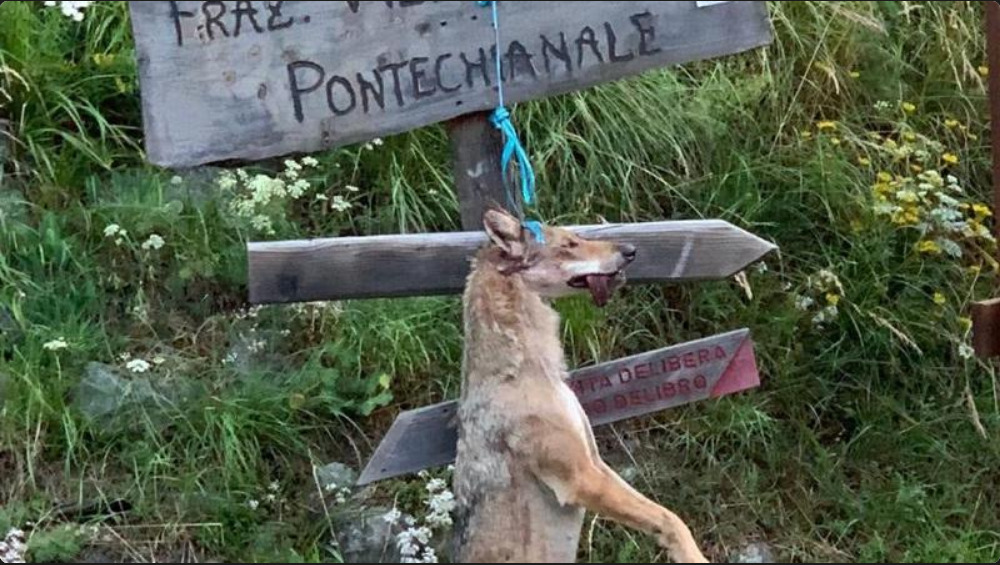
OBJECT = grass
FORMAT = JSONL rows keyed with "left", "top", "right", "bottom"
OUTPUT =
{"left": 2, "top": 0, "right": 1000, "bottom": 562}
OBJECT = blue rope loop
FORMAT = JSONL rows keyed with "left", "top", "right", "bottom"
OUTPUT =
{"left": 477, "top": 0, "right": 545, "bottom": 244}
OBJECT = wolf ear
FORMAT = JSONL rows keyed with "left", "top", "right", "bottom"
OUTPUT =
{"left": 482, "top": 207, "right": 526, "bottom": 258}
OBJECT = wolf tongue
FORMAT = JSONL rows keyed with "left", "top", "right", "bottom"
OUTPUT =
{"left": 585, "top": 274, "right": 611, "bottom": 307}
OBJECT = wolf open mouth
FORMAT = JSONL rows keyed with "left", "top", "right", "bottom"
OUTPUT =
{"left": 568, "top": 271, "right": 624, "bottom": 307}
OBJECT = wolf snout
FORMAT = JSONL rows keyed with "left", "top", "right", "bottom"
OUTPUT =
{"left": 618, "top": 243, "right": 637, "bottom": 263}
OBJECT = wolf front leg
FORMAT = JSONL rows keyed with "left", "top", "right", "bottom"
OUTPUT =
{"left": 517, "top": 419, "right": 710, "bottom": 563}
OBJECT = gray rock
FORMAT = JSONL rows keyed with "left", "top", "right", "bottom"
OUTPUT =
{"left": 729, "top": 542, "right": 776, "bottom": 563}
{"left": 334, "top": 506, "right": 404, "bottom": 564}
{"left": 74, "top": 363, "right": 159, "bottom": 423}
{"left": 72, "top": 363, "right": 200, "bottom": 428}
{"left": 315, "top": 462, "right": 358, "bottom": 492}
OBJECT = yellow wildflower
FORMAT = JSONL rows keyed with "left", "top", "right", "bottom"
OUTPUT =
{"left": 826, "top": 293, "right": 842, "bottom": 306}
{"left": 933, "top": 292, "right": 947, "bottom": 306}
{"left": 903, "top": 132, "right": 917, "bottom": 143}
{"left": 902, "top": 102, "right": 917, "bottom": 114}
{"left": 972, "top": 203, "right": 993, "bottom": 219}
{"left": 945, "top": 119, "right": 960, "bottom": 129}
{"left": 979, "top": 65, "right": 989, "bottom": 77}
{"left": 849, "top": 71, "right": 860, "bottom": 79}
{"left": 968, "top": 133, "right": 979, "bottom": 141}
{"left": 894, "top": 208, "right": 921, "bottom": 226}
{"left": 916, "top": 240, "right": 941, "bottom": 254}
{"left": 877, "top": 171, "right": 893, "bottom": 183}
{"left": 800, "top": 130, "right": 813, "bottom": 140}
{"left": 896, "top": 190, "right": 918, "bottom": 204}
{"left": 884, "top": 138, "right": 898, "bottom": 149}
{"left": 830, "top": 137, "right": 842, "bottom": 146}
{"left": 942, "top": 152, "right": 959, "bottom": 165}
{"left": 959, "top": 317, "right": 973, "bottom": 333}
{"left": 857, "top": 156, "right": 872, "bottom": 166}
{"left": 817, "top": 121, "right": 838, "bottom": 132}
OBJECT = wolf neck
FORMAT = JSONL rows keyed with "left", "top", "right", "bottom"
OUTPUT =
{"left": 462, "top": 252, "right": 565, "bottom": 386}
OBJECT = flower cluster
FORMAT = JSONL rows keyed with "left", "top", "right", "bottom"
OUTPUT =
{"left": 794, "top": 269, "right": 844, "bottom": 328}
{"left": 43, "top": 1, "right": 92, "bottom": 21}
{"left": 247, "top": 480, "right": 285, "bottom": 511}
{"left": 381, "top": 468, "right": 456, "bottom": 563}
{"left": 0, "top": 528, "right": 27, "bottom": 563}
{"left": 218, "top": 157, "right": 351, "bottom": 235}
{"left": 871, "top": 166, "right": 993, "bottom": 263}
{"left": 43, "top": 338, "right": 69, "bottom": 351}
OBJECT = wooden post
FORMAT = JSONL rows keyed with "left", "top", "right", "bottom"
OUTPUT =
{"left": 447, "top": 111, "right": 519, "bottom": 230}
{"left": 972, "top": 3, "right": 1000, "bottom": 357}
{"left": 987, "top": 1, "right": 1000, "bottom": 247}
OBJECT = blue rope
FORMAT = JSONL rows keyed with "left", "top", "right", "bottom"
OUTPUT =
{"left": 478, "top": 0, "right": 545, "bottom": 244}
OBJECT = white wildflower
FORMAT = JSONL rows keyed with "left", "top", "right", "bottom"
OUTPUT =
{"left": 753, "top": 262, "right": 769, "bottom": 274}
{"left": 126, "top": 359, "right": 151, "bottom": 373}
{"left": 315, "top": 194, "right": 329, "bottom": 201}
{"left": 345, "top": 185, "right": 360, "bottom": 192}
{"left": 43, "top": 338, "right": 69, "bottom": 351}
{"left": 170, "top": 175, "right": 183, "bottom": 185}
{"left": 46, "top": 1, "right": 93, "bottom": 21}
{"left": 1, "top": 528, "right": 27, "bottom": 564}
{"left": 301, "top": 156, "right": 319, "bottom": 167}
{"left": 794, "top": 295, "right": 815, "bottom": 311}
{"left": 152, "top": 356, "right": 166, "bottom": 365}
{"left": 937, "top": 238, "right": 963, "bottom": 259}
{"left": 331, "top": 195, "right": 352, "bottom": 212}
{"left": 372, "top": 137, "right": 384, "bottom": 146}
{"left": 103, "top": 224, "right": 121, "bottom": 237}
{"left": 264, "top": 493, "right": 277, "bottom": 504}
{"left": 247, "top": 499, "right": 260, "bottom": 510}
{"left": 425, "top": 490, "right": 456, "bottom": 528}
{"left": 959, "top": 343, "right": 975, "bottom": 360}
{"left": 813, "top": 305, "right": 839, "bottom": 327}
{"left": 141, "top": 234, "right": 165, "bottom": 251}
{"left": 334, "top": 487, "right": 350, "bottom": 505}
{"left": 426, "top": 478, "right": 447, "bottom": 494}
{"left": 383, "top": 508, "right": 403, "bottom": 525}
{"left": 217, "top": 171, "right": 239, "bottom": 191}
{"left": 269, "top": 481, "right": 280, "bottom": 493}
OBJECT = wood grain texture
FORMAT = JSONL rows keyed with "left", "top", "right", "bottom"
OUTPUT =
{"left": 358, "top": 329, "right": 758, "bottom": 485}
{"left": 446, "top": 111, "right": 516, "bottom": 230}
{"left": 972, "top": 298, "right": 1000, "bottom": 358}
{"left": 248, "top": 219, "right": 777, "bottom": 304}
{"left": 128, "top": 1, "right": 773, "bottom": 167}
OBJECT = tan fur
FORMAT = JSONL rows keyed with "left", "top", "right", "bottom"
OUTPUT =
{"left": 453, "top": 209, "right": 709, "bottom": 563}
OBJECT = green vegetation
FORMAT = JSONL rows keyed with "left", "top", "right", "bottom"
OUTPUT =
{"left": 1, "top": 1, "right": 999, "bottom": 562}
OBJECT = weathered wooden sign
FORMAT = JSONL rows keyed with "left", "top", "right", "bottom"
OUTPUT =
{"left": 248, "top": 219, "right": 777, "bottom": 303}
{"left": 128, "top": 1, "right": 772, "bottom": 167}
{"left": 358, "top": 328, "right": 760, "bottom": 485}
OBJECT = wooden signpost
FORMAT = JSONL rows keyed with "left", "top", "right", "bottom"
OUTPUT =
{"left": 128, "top": 0, "right": 776, "bottom": 561}
{"left": 358, "top": 329, "right": 760, "bottom": 485}
{"left": 129, "top": 1, "right": 772, "bottom": 168}
{"left": 973, "top": 2, "right": 1000, "bottom": 359}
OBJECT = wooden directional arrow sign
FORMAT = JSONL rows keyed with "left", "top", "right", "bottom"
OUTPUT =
{"left": 248, "top": 220, "right": 776, "bottom": 304}
{"left": 358, "top": 328, "right": 760, "bottom": 485}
